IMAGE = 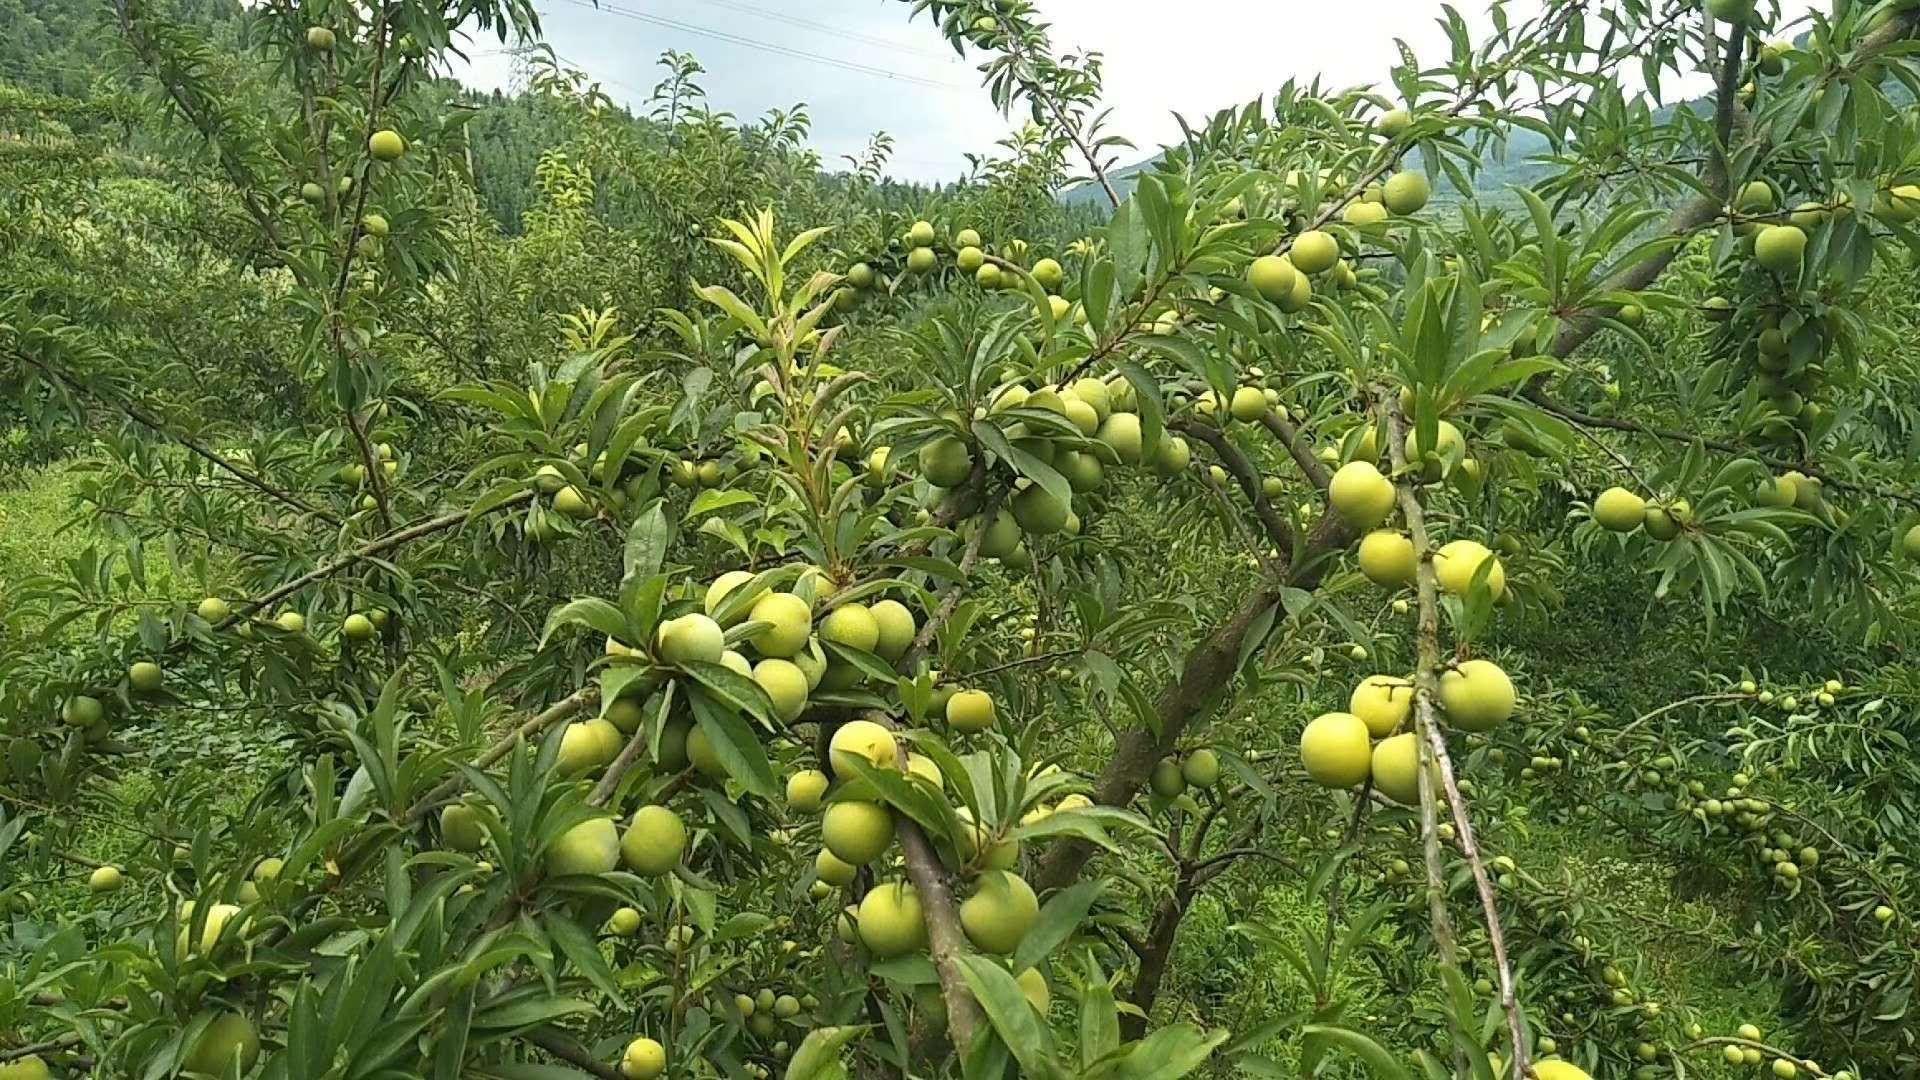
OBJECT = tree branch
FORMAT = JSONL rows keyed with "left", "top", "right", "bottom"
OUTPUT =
{"left": 0, "top": 1034, "right": 82, "bottom": 1064}
{"left": 1121, "top": 868, "right": 1192, "bottom": 1039}
{"left": 1524, "top": 388, "right": 1920, "bottom": 508}
{"left": 1384, "top": 395, "right": 1529, "bottom": 1079}
{"left": 1197, "top": 458, "right": 1282, "bottom": 577}
{"left": 402, "top": 688, "right": 597, "bottom": 824}
{"left": 886, "top": 492, "right": 1000, "bottom": 1051}
{"left": 1031, "top": 496, "right": 1350, "bottom": 895}
{"left": 1259, "top": 411, "right": 1333, "bottom": 493}
{"left": 10, "top": 346, "right": 341, "bottom": 524}
{"left": 217, "top": 492, "right": 535, "bottom": 629}
{"left": 522, "top": 1026, "right": 625, "bottom": 1080}
{"left": 1548, "top": 12, "right": 1920, "bottom": 361}
{"left": 112, "top": 0, "right": 287, "bottom": 253}
{"left": 1175, "top": 419, "right": 1296, "bottom": 552}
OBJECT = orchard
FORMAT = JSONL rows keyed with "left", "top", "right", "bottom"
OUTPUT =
{"left": 3, "top": 0, "right": 1920, "bottom": 1078}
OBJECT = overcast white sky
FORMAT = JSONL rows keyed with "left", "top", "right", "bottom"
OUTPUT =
{"left": 449, "top": 0, "right": 1820, "bottom": 184}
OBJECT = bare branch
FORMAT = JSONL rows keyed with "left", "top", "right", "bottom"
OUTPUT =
{"left": 1384, "top": 394, "right": 1529, "bottom": 1078}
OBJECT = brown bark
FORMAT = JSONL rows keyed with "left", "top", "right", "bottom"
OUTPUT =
{"left": 1122, "top": 871, "right": 1194, "bottom": 1039}
{"left": 1175, "top": 420, "right": 1296, "bottom": 551}
{"left": 1032, "top": 509, "right": 1349, "bottom": 895}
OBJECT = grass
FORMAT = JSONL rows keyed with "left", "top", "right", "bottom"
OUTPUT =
{"left": 1145, "top": 818, "right": 1782, "bottom": 1077}
{"left": 0, "top": 464, "right": 86, "bottom": 584}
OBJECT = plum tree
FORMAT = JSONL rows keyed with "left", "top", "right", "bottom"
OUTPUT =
{"left": 6, "top": 0, "right": 1920, "bottom": 1077}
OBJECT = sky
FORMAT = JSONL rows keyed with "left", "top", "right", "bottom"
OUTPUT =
{"left": 447, "top": 0, "right": 1819, "bottom": 185}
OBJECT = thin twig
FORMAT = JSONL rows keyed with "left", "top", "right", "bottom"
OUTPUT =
{"left": 1526, "top": 389, "right": 1920, "bottom": 508}
{"left": 1384, "top": 392, "right": 1527, "bottom": 1077}
{"left": 10, "top": 347, "right": 340, "bottom": 524}
{"left": 216, "top": 492, "right": 535, "bottom": 630}
{"left": 0, "top": 1034, "right": 82, "bottom": 1064}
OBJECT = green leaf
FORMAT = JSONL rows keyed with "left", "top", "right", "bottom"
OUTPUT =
{"left": 1078, "top": 964, "right": 1120, "bottom": 1071}
{"left": 1013, "top": 880, "right": 1103, "bottom": 974}
{"left": 688, "top": 488, "right": 758, "bottom": 518}
{"left": 1108, "top": 1023, "right": 1229, "bottom": 1079}
{"left": 538, "top": 598, "right": 628, "bottom": 651}
{"left": 1114, "top": 360, "right": 1166, "bottom": 455}
{"left": 485, "top": 1064, "right": 602, "bottom": 1079}
{"left": 468, "top": 990, "right": 598, "bottom": 1032}
{"left": 681, "top": 660, "right": 777, "bottom": 728}
{"left": 955, "top": 953, "right": 1057, "bottom": 1077}
{"left": 623, "top": 501, "right": 674, "bottom": 581}
{"left": 695, "top": 284, "right": 770, "bottom": 340}
{"left": 544, "top": 911, "right": 624, "bottom": 1003}
{"left": 1008, "top": 806, "right": 1140, "bottom": 851}
{"left": 836, "top": 756, "right": 954, "bottom": 840}
{"left": 686, "top": 684, "right": 778, "bottom": 797}
{"left": 786, "top": 1025, "right": 869, "bottom": 1080}
{"left": 1301, "top": 1024, "right": 1413, "bottom": 1080}
{"left": 598, "top": 665, "right": 655, "bottom": 718}
{"left": 821, "top": 640, "right": 899, "bottom": 685}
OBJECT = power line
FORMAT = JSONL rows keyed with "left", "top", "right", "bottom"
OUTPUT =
{"left": 675, "top": 0, "right": 956, "bottom": 63}
{"left": 544, "top": 0, "right": 977, "bottom": 95}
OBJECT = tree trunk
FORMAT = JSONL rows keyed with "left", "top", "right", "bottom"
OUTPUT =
{"left": 1032, "top": 512, "right": 1349, "bottom": 894}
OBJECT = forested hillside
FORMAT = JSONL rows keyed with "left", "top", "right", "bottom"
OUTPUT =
{"left": 4, "top": 1, "right": 1920, "bottom": 1080}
